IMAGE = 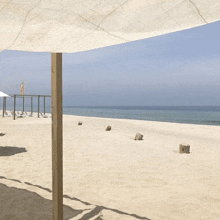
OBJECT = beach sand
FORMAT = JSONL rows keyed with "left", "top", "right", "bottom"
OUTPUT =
{"left": 0, "top": 113, "right": 220, "bottom": 220}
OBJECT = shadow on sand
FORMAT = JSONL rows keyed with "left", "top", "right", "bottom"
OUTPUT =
{"left": 0, "top": 146, "right": 27, "bottom": 156}
{"left": 0, "top": 183, "right": 82, "bottom": 220}
{"left": 0, "top": 177, "right": 152, "bottom": 220}
{"left": 0, "top": 133, "right": 6, "bottom": 136}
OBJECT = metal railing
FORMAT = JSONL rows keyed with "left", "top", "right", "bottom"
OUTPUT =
{"left": 2, "top": 94, "right": 51, "bottom": 120}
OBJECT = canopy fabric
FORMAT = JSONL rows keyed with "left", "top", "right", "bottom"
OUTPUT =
{"left": 0, "top": 0, "right": 220, "bottom": 53}
{"left": 0, "top": 91, "right": 10, "bottom": 97}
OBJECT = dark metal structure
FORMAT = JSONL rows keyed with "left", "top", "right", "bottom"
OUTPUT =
{"left": 2, "top": 94, "right": 51, "bottom": 120}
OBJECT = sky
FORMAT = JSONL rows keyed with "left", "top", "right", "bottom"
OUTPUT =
{"left": 0, "top": 20, "right": 220, "bottom": 106}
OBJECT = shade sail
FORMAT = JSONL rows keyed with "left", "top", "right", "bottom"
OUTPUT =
{"left": 0, "top": 91, "right": 10, "bottom": 97}
{"left": 0, "top": 0, "right": 220, "bottom": 53}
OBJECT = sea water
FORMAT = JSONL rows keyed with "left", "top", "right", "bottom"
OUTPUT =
{"left": 62, "top": 106, "right": 220, "bottom": 126}
{"left": 2, "top": 103, "right": 220, "bottom": 126}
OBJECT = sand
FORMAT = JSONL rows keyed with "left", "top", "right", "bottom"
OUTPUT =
{"left": 0, "top": 113, "right": 220, "bottom": 220}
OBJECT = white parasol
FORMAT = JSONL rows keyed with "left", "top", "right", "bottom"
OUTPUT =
{"left": 0, "top": 91, "right": 10, "bottom": 97}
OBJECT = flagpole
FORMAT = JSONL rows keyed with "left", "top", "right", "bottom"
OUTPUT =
{"left": 51, "top": 53, "right": 63, "bottom": 220}
{"left": 23, "top": 96, "right": 24, "bottom": 113}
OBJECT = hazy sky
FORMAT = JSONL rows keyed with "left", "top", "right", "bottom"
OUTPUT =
{"left": 0, "top": 21, "right": 220, "bottom": 106}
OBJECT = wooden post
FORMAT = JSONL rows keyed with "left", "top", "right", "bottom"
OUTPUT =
{"left": 38, "top": 95, "right": 40, "bottom": 118}
{"left": 2, "top": 98, "right": 3, "bottom": 117}
{"left": 44, "top": 96, "right": 46, "bottom": 115}
{"left": 23, "top": 96, "right": 24, "bottom": 113}
{"left": 179, "top": 144, "right": 190, "bottom": 154}
{"left": 13, "top": 95, "right": 16, "bottom": 120}
{"left": 2, "top": 97, "right": 5, "bottom": 117}
{"left": 31, "top": 96, "right": 33, "bottom": 116}
{"left": 5, "top": 97, "right": 7, "bottom": 114}
{"left": 51, "top": 53, "right": 63, "bottom": 220}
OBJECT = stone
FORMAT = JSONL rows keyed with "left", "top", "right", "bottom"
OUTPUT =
{"left": 179, "top": 144, "right": 190, "bottom": 154}
{"left": 106, "top": 126, "right": 111, "bottom": 131}
{"left": 78, "top": 122, "right": 82, "bottom": 125}
{"left": 134, "top": 133, "right": 143, "bottom": 140}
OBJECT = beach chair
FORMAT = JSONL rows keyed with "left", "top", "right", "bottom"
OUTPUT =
{"left": 11, "top": 111, "right": 16, "bottom": 117}
{"left": 20, "top": 111, "right": 27, "bottom": 117}
{"left": 22, "top": 112, "right": 29, "bottom": 117}
{"left": 11, "top": 111, "right": 18, "bottom": 118}
{"left": 27, "top": 112, "right": 33, "bottom": 117}
{"left": 6, "top": 111, "right": 12, "bottom": 117}
{"left": 16, "top": 111, "right": 23, "bottom": 118}
{"left": 5, "top": 111, "right": 12, "bottom": 117}
{"left": 25, "top": 112, "right": 31, "bottom": 117}
{"left": 19, "top": 111, "right": 25, "bottom": 116}
{"left": 40, "top": 112, "right": 48, "bottom": 118}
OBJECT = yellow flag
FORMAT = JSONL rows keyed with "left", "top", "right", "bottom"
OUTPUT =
{"left": 20, "top": 82, "right": 24, "bottom": 96}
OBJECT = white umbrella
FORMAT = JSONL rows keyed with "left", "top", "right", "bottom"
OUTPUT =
{"left": 0, "top": 91, "right": 10, "bottom": 97}
{"left": 0, "top": 91, "right": 10, "bottom": 118}
{"left": 0, "top": 1, "right": 220, "bottom": 219}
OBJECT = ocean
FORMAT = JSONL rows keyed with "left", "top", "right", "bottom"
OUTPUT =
{"left": 62, "top": 106, "right": 220, "bottom": 126}
{"left": 2, "top": 103, "right": 220, "bottom": 126}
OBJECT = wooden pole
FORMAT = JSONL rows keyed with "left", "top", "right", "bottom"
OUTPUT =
{"left": 13, "top": 95, "right": 16, "bottom": 120}
{"left": 44, "top": 96, "right": 46, "bottom": 115}
{"left": 51, "top": 53, "right": 63, "bottom": 220}
{"left": 2, "top": 97, "right": 5, "bottom": 117}
{"left": 2, "top": 98, "right": 3, "bottom": 117}
{"left": 5, "top": 97, "right": 7, "bottom": 114}
{"left": 38, "top": 95, "right": 40, "bottom": 118}
{"left": 31, "top": 96, "right": 33, "bottom": 116}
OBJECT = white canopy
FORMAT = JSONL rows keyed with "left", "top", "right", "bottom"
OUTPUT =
{"left": 0, "top": 91, "right": 10, "bottom": 97}
{"left": 0, "top": 0, "right": 220, "bottom": 53}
